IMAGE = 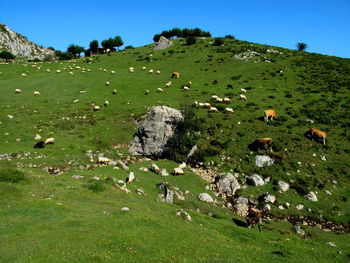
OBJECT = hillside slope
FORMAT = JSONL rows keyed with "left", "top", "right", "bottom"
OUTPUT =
{"left": 0, "top": 23, "right": 54, "bottom": 59}
{"left": 0, "top": 38, "right": 349, "bottom": 262}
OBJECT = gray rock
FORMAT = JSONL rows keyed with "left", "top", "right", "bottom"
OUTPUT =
{"left": 165, "top": 190, "right": 174, "bottom": 204}
{"left": 305, "top": 191, "right": 318, "bottom": 202}
{"left": 293, "top": 225, "right": 306, "bottom": 237}
{"left": 186, "top": 145, "right": 198, "bottom": 161}
{"left": 215, "top": 173, "right": 241, "bottom": 196}
{"left": 259, "top": 193, "right": 276, "bottom": 204}
{"left": 152, "top": 36, "right": 173, "bottom": 51}
{"left": 198, "top": 193, "right": 214, "bottom": 203}
{"left": 326, "top": 241, "right": 336, "bottom": 247}
{"left": 233, "top": 197, "right": 249, "bottom": 217}
{"left": 176, "top": 209, "right": 191, "bottom": 221}
{"left": 263, "top": 204, "right": 271, "bottom": 211}
{"left": 296, "top": 204, "right": 304, "bottom": 210}
{"left": 129, "top": 106, "right": 183, "bottom": 157}
{"left": 246, "top": 174, "right": 265, "bottom": 186}
{"left": 255, "top": 155, "right": 274, "bottom": 167}
{"left": 278, "top": 181, "right": 290, "bottom": 193}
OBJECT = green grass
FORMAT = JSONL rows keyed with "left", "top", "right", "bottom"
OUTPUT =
{"left": 0, "top": 38, "right": 349, "bottom": 262}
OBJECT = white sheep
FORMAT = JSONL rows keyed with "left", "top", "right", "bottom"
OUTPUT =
{"left": 157, "top": 88, "right": 164, "bottom": 93}
{"left": 225, "top": 107, "right": 234, "bottom": 113}
{"left": 93, "top": 105, "right": 101, "bottom": 111}
{"left": 128, "top": 67, "right": 134, "bottom": 73}
{"left": 156, "top": 70, "right": 161, "bottom": 74}
{"left": 112, "top": 90, "right": 118, "bottom": 95}
{"left": 149, "top": 69, "right": 154, "bottom": 73}
{"left": 142, "top": 66, "right": 147, "bottom": 70}
{"left": 198, "top": 102, "right": 205, "bottom": 107}
{"left": 211, "top": 95, "right": 219, "bottom": 99}
{"left": 204, "top": 103, "right": 211, "bottom": 108}
{"left": 174, "top": 167, "right": 184, "bottom": 175}
{"left": 14, "top": 89, "right": 22, "bottom": 94}
{"left": 209, "top": 107, "right": 219, "bottom": 112}
{"left": 178, "top": 162, "right": 186, "bottom": 169}
{"left": 111, "top": 70, "right": 116, "bottom": 74}
{"left": 182, "top": 86, "right": 190, "bottom": 90}
{"left": 45, "top": 137, "right": 55, "bottom": 144}
{"left": 56, "top": 70, "right": 61, "bottom": 73}
{"left": 145, "top": 89, "right": 150, "bottom": 95}
{"left": 240, "top": 94, "right": 247, "bottom": 100}
{"left": 46, "top": 69, "right": 50, "bottom": 73}
{"left": 241, "top": 88, "right": 247, "bottom": 93}
{"left": 164, "top": 81, "right": 172, "bottom": 88}
{"left": 104, "top": 100, "right": 109, "bottom": 107}
{"left": 105, "top": 81, "right": 110, "bottom": 86}
{"left": 21, "top": 73, "right": 27, "bottom": 77}
{"left": 223, "top": 97, "right": 231, "bottom": 103}
{"left": 215, "top": 97, "right": 223, "bottom": 103}
{"left": 34, "top": 91, "right": 41, "bottom": 96}
{"left": 69, "top": 71, "right": 74, "bottom": 75}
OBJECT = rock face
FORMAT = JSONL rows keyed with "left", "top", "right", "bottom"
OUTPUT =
{"left": 246, "top": 174, "right": 265, "bottom": 186}
{"left": 0, "top": 24, "right": 54, "bottom": 59}
{"left": 255, "top": 155, "right": 274, "bottom": 167}
{"left": 215, "top": 173, "right": 241, "bottom": 196}
{"left": 129, "top": 106, "right": 183, "bottom": 157}
{"left": 152, "top": 36, "right": 173, "bottom": 51}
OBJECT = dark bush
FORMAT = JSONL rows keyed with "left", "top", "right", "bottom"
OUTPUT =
{"left": 186, "top": 36, "right": 196, "bottom": 45}
{"left": 213, "top": 38, "right": 225, "bottom": 46}
{"left": 0, "top": 169, "right": 25, "bottom": 183}
{"left": 0, "top": 50, "right": 15, "bottom": 60}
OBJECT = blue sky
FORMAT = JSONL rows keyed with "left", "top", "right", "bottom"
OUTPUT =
{"left": 1, "top": 0, "right": 349, "bottom": 58}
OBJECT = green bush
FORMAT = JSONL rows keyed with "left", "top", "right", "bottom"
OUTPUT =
{"left": 186, "top": 36, "right": 196, "bottom": 45}
{"left": 0, "top": 169, "right": 25, "bottom": 183}
{"left": 0, "top": 50, "right": 15, "bottom": 60}
{"left": 213, "top": 38, "right": 225, "bottom": 46}
{"left": 86, "top": 181, "right": 106, "bottom": 192}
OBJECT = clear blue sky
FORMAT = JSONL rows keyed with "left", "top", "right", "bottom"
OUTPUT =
{"left": 1, "top": 0, "right": 349, "bottom": 58}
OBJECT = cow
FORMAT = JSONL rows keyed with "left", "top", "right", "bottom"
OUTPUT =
{"left": 264, "top": 109, "right": 278, "bottom": 122}
{"left": 171, "top": 72, "right": 180, "bottom": 78}
{"left": 248, "top": 138, "right": 273, "bottom": 151}
{"left": 306, "top": 128, "right": 327, "bottom": 144}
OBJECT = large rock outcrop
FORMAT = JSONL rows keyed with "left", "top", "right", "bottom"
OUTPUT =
{"left": 0, "top": 24, "right": 54, "bottom": 59}
{"left": 152, "top": 36, "right": 173, "bottom": 51}
{"left": 215, "top": 173, "right": 241, "bottom": 196}
{"left": 129, "top": 106, "right": 183, "bottom": 157}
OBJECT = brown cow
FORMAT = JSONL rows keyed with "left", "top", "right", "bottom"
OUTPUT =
{"left": 171, "top": 72, "right": 180, "bottom": 78}
{"left": 307, "top": 128, "right": 327, "bottom": 144}
{"left": 246, "top": 207, "right": 263, "bottom": 231}
{"left": 248, "top": 138, "right": 273, "bottom": 151}
{"left": 264, "top": 109, "right": 278, "bottom": 122}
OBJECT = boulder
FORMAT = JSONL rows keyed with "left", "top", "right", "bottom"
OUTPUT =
{"left": 293, "top": 225, "right": 306, "bottom": 238}
{"left": 152, "top": 36, "right": 173, "bottom": 51}
{"left": 176, "top": 209, "right": 192, "bottom": 221}
{"left": 233, "top": 197, "right": 249, "bottom": 217}
{"left": 215, "top": 173, "right": 241, "bottom": 196}
{"left": 259, "top": 193, "right": 276, "bottom": 204}
{"left": 129, "top": 106, "right": 183, "bottom": 157}
{"left": 277, "top": 181, "right": 290, "bottom": 193}
{"left": 246, "top": 174, "right": 264, "bottom": 186}
{"left": 198, "top": 193, "right": 214, "bottom": 203}
{"left": 255, "top": 155, "right": 274, "bottom": 167}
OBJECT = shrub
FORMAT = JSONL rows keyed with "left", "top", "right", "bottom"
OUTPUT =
{"left": 0, "top": 50, "right": 16, "bottom": 60}
{"left": 186, "top": 36, "right": 196, "bottom": 45}
{"left": 87, "top": 181, "right": 105, "bottom": 192}
{"left": 224, "top": 35, "right": 235, "bottom": 39}
{"left": 213, "top": 38, "right": 225, "bottom": 46}
{"left": 0, "top": 169, "right": 25, "bottom": 183}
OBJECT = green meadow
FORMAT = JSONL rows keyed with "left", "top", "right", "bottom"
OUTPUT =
{"left": 0, "top": 38, "right": 349, "bottom": 262}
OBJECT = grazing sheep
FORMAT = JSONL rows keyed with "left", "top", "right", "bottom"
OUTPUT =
{"left": 104, "top": 100, "right": 109, "bottom": 107}
{"left": 156, "top": 70, "right": 161, "bottom": 74}
{"left": 240, "top": 94, "right": 247, "bottom": 100}
{"left": 215, "top": 97, "right": 223, "bottom": 103}
{"left": 97, "top": 157, "right": 111, "bottom": 165}
{"left": 148, "top": 69, "right": 154, "bottom": 73}
{"left": 164, "top": 81, "right": 172, "bottom": 88}
{"left": 111, "top": 70, "right": 116, "bottom": 74}
{"left": 105, "top": 81, "right": 110, "bottom": 86}
{"left": 198, "top": 102, "right": 205, "bottom": 107}
{"left": 178, "top": 162, "right": 186, "bottom": 169}
{"left": 307, "top": 128, "right": 327, "bottom": 144}
{"left": 142, "top": 66, "right": 147, "bottom": 70}
{"left": 56, "top": 70, "right": 61, "bottom": 73}
{"left": 225, "top": 107, "right": 234, "bottom": 113}
{"left": 193, "top": 101, "right": 198, "bottom": 107}
{"left": 174, "top": 167, "right": 184, "bottom": 175}
{"left": 264, "top": 109, "right": 278, "bottom": 122}
{"left": 223, "top": 97, "right": 231, "bottom": 103}
{"left": 182, "top": 86, "right": 190, "bottom": 90}
{"left": 187, "top": 81, "right": 192, "bottom": 87}
{"left": 106, "top": 48, "right": 111, "bottom": 55}
{"left": 34, "top": 91, "right": 41, "bottom": 96}
{"left": 171, "top": 72, "right": 180, "bottom": 78}
{"left": 45, "top": 137, "right": 55, "bottom": 145}
{"left": 128, "top": 67, "right": 134, "bottom": 73}
{"left": 241, "top": 88, "right": 247, "bottom": 93}
{"left": 112, "top": 90, "right": 118, "bottom": 95}
{"left": 204, "top": 103, "right": 211, "bottom": 108}
{"left": 245, "top": 207, "right": 263, "bottom": 231}
{"left": 209, "top": 107, "right": 219, "bottom": 112}
{"left": 145, "top": 89, "right": 150, "bottom": 95}
{"left": 21, "top": 73, "right": 27, "bottom": 77}
{"left": 248, "top": 138, "right": 273, "bottom": 151}
{"left": 14, "top": 89, "right": 22, "bottom": 94}
{"left": 93, "top": 105, "right": 101, "bottom": 111}
{"left": 46, "top": 69, "right": 50, "bottom": 73}
{"left": 157, "top": 88, "right": 164, "bottom": 93}
{"left": 211, "top": 95, "right": 219, "bottom": 100}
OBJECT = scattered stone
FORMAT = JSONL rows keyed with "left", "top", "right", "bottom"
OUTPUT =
{"left": 165, "top": 189, "right": 174, "bottom": 204}
{"left": 116, "top": 160, "right": 129, "bottom": 171}
{"left": 325, "top": 190, "right": 332, "bottom": 195}
{"left": 97, "top": 156, "right": 111, "bottom": 165}
{"left": 129, "top": 106, "right": 183, "bottom": 157}
{"left": 293, "top": 225, "right": 306, "bottom": 238}
{"left": 246, "top": 174, "right": 264, "bottom": 186}
{"left": 198, "top": 193, "right": 214, "bottom": 203}
{"left": 215, "top": 173, "right": 241, "bottom": 196}
{"left": 321, "top": 155, "right": 326, "bottom": 161}
{"left": 152, "top": 36, "right": 173, "bottom": 51}
{"left": 305, "top": 191, "right": 318, "bottom": 202}
{"left": 139, "top": 167, "right": 148, "bottom": 172}
{"left": 72, "top": 175, "right": 84, "bottom": 179}
{"left": 259, "top": 193, "right": 276, "bottom": 204}
{"left": 255, "top": 155, "right": 274, "bottom": 167}
{"left": 263, "top": 204, "right": 271, "bottom": 211}
{"left": 278, "top": 181, "right": 290, "bottom": 193}
{"left": 233, "top": 197, "right": 249, "bottom": 217}
{"left": 151, "top": 163, "right": 161, "bottom": 174}
{"left": 186, "top": 145, "right": 198, "bottom": 161}
{"left": 160, "top": 169, "right": 169, "bottom": 176}
{"left": 91, "top": 176, "right": 100, "bottom": 181}
{"left": 176, "top": 209, "right": 192, "bottom": 221}
{"left": 136, "top": 188, "right": 145, "bottom": 195}
{"left": 121, "top": 207, "right": 130, "bottom": 211}
{"left": 278, "top": 205, "right": 285, "bottom": 210}
{"left": 296, "top": 204, "right": 304, "bottom": 210}
{"left": 326, "top": 242, "right": 336, "bottom": 247}
{"left": 34, "top": 134, "right": 41, "bottom": 140}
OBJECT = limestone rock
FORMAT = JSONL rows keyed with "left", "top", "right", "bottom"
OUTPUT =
{"left": 305, "top": 191, "right": 318, "bottom": 202}
{"left": 176, "top": 209, "right": 191, "bottom": 221}
{"left": 293, "top": 225, "right": 306, "bottom": 238}
{"left": 246, "top": 174, "right": 265, "bottom": 186}
{"left": 278, "top": 181, "right": 290, "bottom": 193}
{"left": 198, "top": 193, "right": 214, "bottom": 203}
{"left": 215, "top": 173, "right": 241, "bottom": 196}
{"left": 129, "top": 106, "right": 183, "bottom": 157}
{"left": 152, "top": 36, "right": 173, "bottom": 51}
{"left": 233, "top": 197, "right": 249, "bottom": 217}
{"left": 259, "top": 193, "right": 276, "bottom": 204}
{"left": 255, "top": 155, "right": 274, "bottom": 167}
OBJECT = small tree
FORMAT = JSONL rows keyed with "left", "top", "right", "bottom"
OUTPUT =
{"left": 114, "top": 36, "right": 124, "bottom": 51}
{"left": 213, "top": 37, "right": 225, "bottom": 46}
{"left": 153, "top": 34, "right": 161, "bottom": 42}
{"left": 0, "top": 50, "right": 16, "bottom": 60}
{"left": 89, "top": 40, "right": 99, "bottom": 54}
{"left": 67, "top": 44, "right": 85, "bottom": 58}
{"left": 296, "top": 43, "right": 308, "bottom": 51}
{"left": 224, "top": 35, "right": 235, "bottom": 39}
{"left": 186, "top": 36, "right": 196, "bottom": 45}
{"left": 101, "top": 38, "right": 117, "bottom": 51}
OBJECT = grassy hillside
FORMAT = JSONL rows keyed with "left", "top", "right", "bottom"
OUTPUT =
{"left": 0, "top": 38, "right": 349, "bottom": 262}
